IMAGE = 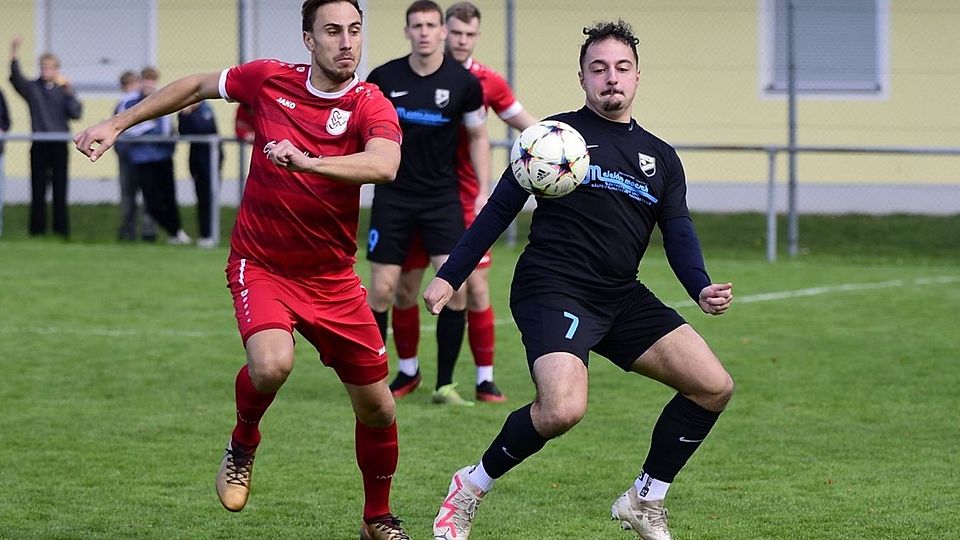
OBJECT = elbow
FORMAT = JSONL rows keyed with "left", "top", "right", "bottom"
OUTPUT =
{"left": 375, "top": 157, "right": 400, "bottom": 184}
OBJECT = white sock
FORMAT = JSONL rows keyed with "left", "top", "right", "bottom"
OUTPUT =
{"left": 398, "top": 357, "right": 419, "bottom": 376}
{"left": 466, "top": 462, "right": 496, "bottom": 493}
{"left": 476, "top": 366, "right": 494, "bottom": 385}
{"left": 634, "top": 471, "right": 670, "bottom": 501}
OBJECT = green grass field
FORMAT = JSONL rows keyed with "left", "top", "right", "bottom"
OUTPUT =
{"left": 1, "top": 207, "right": 958, "bottom": 539}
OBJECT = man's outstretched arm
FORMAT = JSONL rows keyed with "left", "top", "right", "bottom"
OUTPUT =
{"left": 74, "top": 72, "right": 221, "bottom": 162}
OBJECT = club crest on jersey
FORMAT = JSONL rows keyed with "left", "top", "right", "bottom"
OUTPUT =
{"left": 638, "top": 153, "right": 656, "bottom": 177}
{"left": 435, "top": 88, "right": 450, "bottom": 108}
{"left": 326, "top": 108, "right": 351, "bottom": 136}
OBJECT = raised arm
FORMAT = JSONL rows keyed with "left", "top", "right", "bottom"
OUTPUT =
{"left": 73, "top": 71, "right": 222, "bottom": 162}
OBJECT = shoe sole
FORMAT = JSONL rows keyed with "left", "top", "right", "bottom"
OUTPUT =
{"left": 391, "top": 378, "right": 421, "bottom": 398}
{"left": 476, "top": 392, "right": 507, "bottom": 402}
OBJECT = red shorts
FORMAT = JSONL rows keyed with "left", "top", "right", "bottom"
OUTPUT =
{"left": 225, "top": 257, "right": 388, "bottom": 386}
{"left": 400, "top": 231, "right": 492, "bottom": 272}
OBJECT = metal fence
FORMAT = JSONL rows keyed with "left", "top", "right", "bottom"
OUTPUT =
{"left": 3, "top": 131, "right": 959, "bottom": 261}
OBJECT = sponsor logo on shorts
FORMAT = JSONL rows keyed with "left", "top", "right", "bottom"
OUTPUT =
{"left": 377, "top": 346, "right": 387, "bottom": 356}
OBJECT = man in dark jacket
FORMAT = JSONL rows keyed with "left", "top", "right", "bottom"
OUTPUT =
{"left": 9, "top": 36, "right": 82, "bottom": 237}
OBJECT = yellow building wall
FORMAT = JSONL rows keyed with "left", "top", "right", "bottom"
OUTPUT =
{"left": 1, "top": 1, "right": 958, "bottom": 189}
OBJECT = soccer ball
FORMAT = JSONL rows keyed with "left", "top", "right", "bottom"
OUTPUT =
{"left": 510, "top": 120, "right": 590, "bottom": 198}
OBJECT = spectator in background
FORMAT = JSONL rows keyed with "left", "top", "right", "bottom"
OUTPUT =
{"left": 0, "top": 85, "right": 10, "bottom": 166}
{"left": 234, "top": 103, "right": 255, "bottom": 144}
{"left": 120, "top": 67, "right": 190, "bottom": 245}
{"left": 115, "top": 70, "right": 157, "bottom": 242}
{"left": 178, "top": 101, "right": 223, "bottom": 248}
{"left": 9, "top": 36, "right": 82, "bottom": 238}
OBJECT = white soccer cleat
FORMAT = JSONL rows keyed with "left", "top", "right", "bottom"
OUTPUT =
{"left": 434, "top": 466, "right": 486, "bottom": 539}
{"left": 611, "top": 486, "right": 673, "bottom": 540}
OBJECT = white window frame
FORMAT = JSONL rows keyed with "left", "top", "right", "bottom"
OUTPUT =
{"left": 34, "top": 0, "right": 158, "bottom": 95}
{"left": 758, "top": 0, "right": 890, "bottom": 101}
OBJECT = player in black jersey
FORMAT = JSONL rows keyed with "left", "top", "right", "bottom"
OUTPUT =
{"left": 365, "top": 0, "right": 491, "bottom": 406}
{"left": 427, "top": 20, "right": 734, "bottom": 540}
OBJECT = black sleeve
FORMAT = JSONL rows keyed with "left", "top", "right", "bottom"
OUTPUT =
{"left": 9, "top": 59, "right": 31, "bottom": 100}
{"left": 436, "top": 170, "right": 530, "bottom": 288}
{"left": 661, "top": 215, "right": 711, "bottom": 302}
{"left": 64, "top": 90, "right": 82, "bottom": 120}
{"left": 0, "top": 90, "right": 10, "bottom": 131}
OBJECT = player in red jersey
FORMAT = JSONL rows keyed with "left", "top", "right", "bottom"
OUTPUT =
{"left": 389, "top": 2, "right": 538, "bottom": 402}
{"left": 73, "top": 2, "right": 411, "bottom": 539}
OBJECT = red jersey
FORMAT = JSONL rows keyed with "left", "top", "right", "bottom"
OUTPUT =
{"left": 456, "top": 58, "right": 524, "bottom": 216}
{"left": 219, "top": 59, "right": 401, "bottom": 277}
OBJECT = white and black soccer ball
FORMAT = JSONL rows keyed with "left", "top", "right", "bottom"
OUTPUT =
{"left": 510, "top": 120, "right": 590, "bottom": 198}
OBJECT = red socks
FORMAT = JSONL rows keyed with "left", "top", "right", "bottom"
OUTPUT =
{"left": 468, "top": 307, "right": 495, "bottom": 367}
{"left": 391, "top": 304, "right": 420, "bottom": 359}
{"left": 356, "top": 420, "right": 399, "bottom": 521}
{"left": 231, "top": 364, "right": 277, "bottom": 448}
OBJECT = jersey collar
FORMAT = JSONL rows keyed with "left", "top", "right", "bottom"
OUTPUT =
{"left": 305, "top": 69, "right": 360, "bottom": 99}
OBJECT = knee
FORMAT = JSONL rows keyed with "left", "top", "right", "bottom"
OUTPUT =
{"left": 696, "top": 371, "right": 735, "bottom": 412}
{"left": 534, "top": 401, "right": 587, "bottom": 438}
{"left": 466, "top": 282, "right": 489, "bottom": 311}
{"left": 355, "top": 396, "right": 396, "bottom": 428}
{"left": 394, "top": 281, "right": 418, "bottom": 309}
{"left": 368, "top": 279, "right": 397, "bottom": 311}
{"left": 247, "top": 351, "right": 294, "bottom": 393}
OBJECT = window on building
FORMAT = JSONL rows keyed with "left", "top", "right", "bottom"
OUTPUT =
{"left": 36, "top": 0, "right": 157, "bottom": 93}
{"left": 760, "top": 0, "right": 889, "bottom": 97}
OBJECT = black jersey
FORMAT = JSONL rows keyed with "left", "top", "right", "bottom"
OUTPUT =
{"left": 368, "top": 55, "right": 484, "bottom": 203}
{"left": 437, "top": 106, "right": 710, "bottom": 304}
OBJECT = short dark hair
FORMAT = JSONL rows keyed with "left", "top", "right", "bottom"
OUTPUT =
{"left": 406, "top": 0, "right": 444, "bottom": 26}
{"left": 579, "top": 20, "right": 640, "bottom": 67}
{"left": 141, "top": 66, "right": 159, "bottom": 81}
{"left": 446, "top": 2, "right": 481, "bottom": 24}
{"left": 119, "top": 70, "right": 139, "bottom": 87}
{"left": 302, "top": 0, "right": 363, "bottom": 33}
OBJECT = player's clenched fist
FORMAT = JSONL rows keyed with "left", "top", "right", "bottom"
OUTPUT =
{"left": 698, "top": 282, "right": 733, "bottom": 316}
{"left": 264, "top": 139, "right": 317, "bottom": 172}
{"left": 423, "top": 277, "right": 454, "bottom": 315}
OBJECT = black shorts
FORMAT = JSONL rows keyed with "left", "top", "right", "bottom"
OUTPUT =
{"left": 366, "top": 195, "right": 465, "bottom": 265}
{"left": 510, "top": 284, "right": 686, "bottom": 371}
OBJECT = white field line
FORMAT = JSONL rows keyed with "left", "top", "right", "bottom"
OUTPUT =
{"left": 2, "top": 276, "right": 957, "bottom": 339}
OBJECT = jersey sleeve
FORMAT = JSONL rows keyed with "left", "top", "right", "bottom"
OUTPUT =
{"left": 461, "top": 73, "right": 486, "bottom": 127}
{"left": 657, "top": 148, "right": 691, "bottom": 222}
{"left": 359, "top": 87, "right": 402, "bottom": 146}
{"left": 483, "top": 71, "right": 522, "bottom": 120}
{"left": 219, "top": 59, "right": 276, "bottom": 106}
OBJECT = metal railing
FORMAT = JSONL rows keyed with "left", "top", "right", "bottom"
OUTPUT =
{"left": 0, "top": 132, "right": 225, "bottom": 244}
{"left": 3, "top": 132, "right": 960, "bottom": 262}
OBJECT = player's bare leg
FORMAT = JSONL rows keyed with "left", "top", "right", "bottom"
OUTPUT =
{"left": 430, "top": 254, "right": 472, "bottom": 405}
{"left": 465, "top": 266, "right": 505, "bottom": 402}
{"left": 217, "top": 329, "right": 293, "bottom": 512}
{"left": 435, "top": 353, "right": 587, "bottom": 539}
{"left": 612, "top": 324, "right": 734, "bottom": 539}
{"left": 391, "top": 267, "right": 426, "bottom": 397}
{"left": 344, "top": 380, "right": 410, "bottom": 540}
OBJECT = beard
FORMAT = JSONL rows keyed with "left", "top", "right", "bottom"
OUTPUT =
{"left": 318, "top": 62, "right": 355, "bottom": 84}
{"left": 600, "top": 94, "right": 626, "bottom": 111}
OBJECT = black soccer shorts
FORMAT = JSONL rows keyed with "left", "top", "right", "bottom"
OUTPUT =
{"left": 366, "top": 195, "right": 465, "bottom": 265}
{"left": 510, "top": 284, "right": 686, "bottom": 371}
